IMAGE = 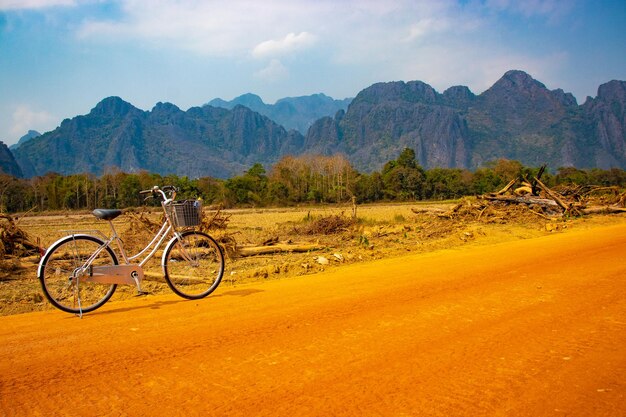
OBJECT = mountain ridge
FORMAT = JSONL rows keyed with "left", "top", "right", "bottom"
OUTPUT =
{"left": 208, "top": 93, "right": 351, "bottom": 134}
{"left": 0, "top": 141, "right": 23, "bottom": 177}
{"left": 305, "top": 70, "right": 626, "bottom": 172}
{"left": 12, "top": 97, "right": 304, "bottom": 178}
{"left": 8, "top": 70, "right": 626, "bottom": 179}
{"left": 9, "top": 130, "right": 41, "bottom": 151}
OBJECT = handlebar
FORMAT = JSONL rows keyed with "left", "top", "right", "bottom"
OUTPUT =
{"left": 139, "top": 185, "right": 178, "bottom": 202}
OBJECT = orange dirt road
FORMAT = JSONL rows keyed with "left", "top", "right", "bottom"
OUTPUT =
{"left": 1, "top": 223, "right": 626, "bottom": 416}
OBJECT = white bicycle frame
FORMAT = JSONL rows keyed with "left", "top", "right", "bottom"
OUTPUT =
{"left": 40, "top": 187, "right": 191, "bottom": 292}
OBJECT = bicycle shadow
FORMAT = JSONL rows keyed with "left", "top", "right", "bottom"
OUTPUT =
{"left": 213, "top": 288, "right": 264, "bottom": 298}
{"left": 87, "top": 299, "right": 185, "bottom": 316}
{"left": 84, "top": 288, "right": 264, "bottom": 317}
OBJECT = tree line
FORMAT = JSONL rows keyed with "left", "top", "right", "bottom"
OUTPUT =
{"left": 2, "top": 148, "right": 626, "bottom": 213}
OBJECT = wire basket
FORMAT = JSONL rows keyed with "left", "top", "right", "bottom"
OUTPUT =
{"left": 166, "top": 200, "right": 202, "bottom": 228}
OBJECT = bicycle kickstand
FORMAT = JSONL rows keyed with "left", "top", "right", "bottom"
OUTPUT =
{"left": 74, "top": 279, "right": 83, "bottom": 319}
{"left": 132, "top": 271, "right": 149, "bottom": 296}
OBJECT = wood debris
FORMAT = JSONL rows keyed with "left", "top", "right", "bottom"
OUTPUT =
{"left": 236, "top": 242, "right": 322, "bottom": 257}
{"left": 293, "top": 214, "right": 356, "bottom": 235}
{"left": 412, "top": 165, "right": 625, "bottom": 223}
{"left": 0, "top": 213, "right": 41, "bottom": 259}
{"left": 479, "top": 166, "right": 626, "bottom": 218}
{"left": 200, "top": 205, "right": 231, "bottom": 231}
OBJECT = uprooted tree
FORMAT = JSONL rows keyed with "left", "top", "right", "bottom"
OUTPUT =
{"left": 481, "top": 165, "right": 626, "bottom": 217}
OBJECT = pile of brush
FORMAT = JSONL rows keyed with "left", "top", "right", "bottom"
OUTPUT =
{"left": 480, "top": 166, "right": 626, "bottom": 217}
{"left": 0, "top": 213, "right": 41, "bottom": 259}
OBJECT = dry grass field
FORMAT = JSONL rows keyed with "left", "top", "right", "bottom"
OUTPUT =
{"left": 2, "top": 199, "right": 625, "bottom": 316}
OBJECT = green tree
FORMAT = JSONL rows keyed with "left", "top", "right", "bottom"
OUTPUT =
{"left": 197, "top": 177, "right": 226, "bottom": 204}
{"left": 555, "top": 167, "right": 588, "bottom": 185}
{"left": 225, "top": 163, "right": 268, "bottom": 206}
{"left": 397, "top": 147, "right": 417, "bottom": 169}
{"left": 119, "top": 174, "right": 141, "bottom": 207}
{"left": 425, "top": 168, "right": 472, "bottom": 200}
{"left": 0, "top": 174, "right": 30, "bottom": 212}
{"left": 587, "top": 168, "right": 626, "bottom": 186}
{"left": 382, "top": 148, "right": 426, "bottom": 200}
{"left": 354, "top": 172, "right": 384, "bottom": 202}
{"left": 485, "top": 159, "right": 524, "bottom": 184}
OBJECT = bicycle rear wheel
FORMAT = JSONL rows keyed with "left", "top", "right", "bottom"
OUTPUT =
{"left": 38, "top": 235, "right": 117, "bottom": 314}
{"left": 163, "top": 231, "right": 224, "bottom": 299}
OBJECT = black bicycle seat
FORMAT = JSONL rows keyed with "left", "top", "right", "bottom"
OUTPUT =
{"left": 92, "top": 209, "right": 123, "bottom": 221}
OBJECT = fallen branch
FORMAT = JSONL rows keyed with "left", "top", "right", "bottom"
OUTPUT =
{"left": 237, "top": 243, "right": 322, "bottom": 257}
{"left": 481, "top": 195, "right": 558, "bottom": 207}
{"left": 411, "top": 207, "right": 448, "bottom": 215}
{"left": 436, "top": 203, "right": 464, "bottom": 218}
{"left": 580, "top": 206, "right": 626, "bottom": 215}
{"left": 524, "top": 206, "right": 552, "bottom": 220}
{"left": 201, "top": 205, "right": 230, "bottom": 231}
{"left": 495, "top": 179, "right": 516, "bottom": 195}
{"left": 18, "top": 255, "right": 41, "bottom": 264}
{"left": 581, "top": 186, "right": 621, "bottom": 198}
{"left": 533, "top": 177, "right": 582, "bottom": 215}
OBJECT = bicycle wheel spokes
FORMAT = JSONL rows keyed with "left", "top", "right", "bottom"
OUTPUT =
{"left": 40, "top": 236, "right": 117, "bottom": 314}
{"left": 164, "top": 231, "right": 224, "bottom": 299}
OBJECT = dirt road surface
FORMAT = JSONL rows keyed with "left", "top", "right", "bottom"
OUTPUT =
{"left": 1, "top": 222, "right": 625, "bottom": 416}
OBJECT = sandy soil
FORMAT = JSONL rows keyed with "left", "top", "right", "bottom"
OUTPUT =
{"left": 1, "top": 220, "right": 625, "bottom": 416}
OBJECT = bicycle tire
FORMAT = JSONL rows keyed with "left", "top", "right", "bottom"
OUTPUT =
{"left": 163, "top": 231, "right": 224, "bottom": 299}
{"left": 38, "top": 234, "right": 118, "bottom": 314}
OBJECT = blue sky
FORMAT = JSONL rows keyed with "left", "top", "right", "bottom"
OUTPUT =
{"left": 1, "top": 0, "right": 625, "bottom": 146}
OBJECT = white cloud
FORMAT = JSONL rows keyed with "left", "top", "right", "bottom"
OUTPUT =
{"left": 252, "top": 32, "right": 316, "bottom": 58}
{"left": 11, "top": 105, "right": 57, "bottom": 137}
{"left": 75, "top": 0, "right": 459, "bottom": 57}
{"left": 39, "top": 0, "right": 577, "bottom": 100}
{"left": 0, "top": 0, "right": 75, "bottom": 10}
{"left": 254, "top": 59, "right": 288, "bottom": 82}
{"left": 77, "top": 0, "right": 326, "bottom": 56}
{"left": 392, "top": 39, "right": 571, "bottom": 97}
{"left": 404, "top": 18, "right": 452, "bottom": 42}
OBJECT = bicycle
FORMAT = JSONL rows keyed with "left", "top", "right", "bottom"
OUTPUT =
{"left": 37, "top": 185, "right": 225, "bottom": 316}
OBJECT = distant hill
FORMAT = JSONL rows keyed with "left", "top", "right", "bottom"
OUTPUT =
{"left": 0, "top": 141, "right": 23, "bottom": 177}
{"left": 208, "top": 93, "right": 351, "bottom": 134}
{"left": 10, "top": 70, "right": 626, "bottom": 178}
{"left": 13, "top": 98, "right": 303, "bottom": 178}
{"left": 9, "top": 130, "right": 41, "bottom": 151}
{"left": 305, "top": 70, "right": 626, "bottom": 172}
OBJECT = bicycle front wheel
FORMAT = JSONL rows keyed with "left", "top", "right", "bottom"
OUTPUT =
{"left": 38, "top": 235, "right": 118, "bottom": 314}
{"left": 163, "top": 231, "right": 224, "bottom": 299}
